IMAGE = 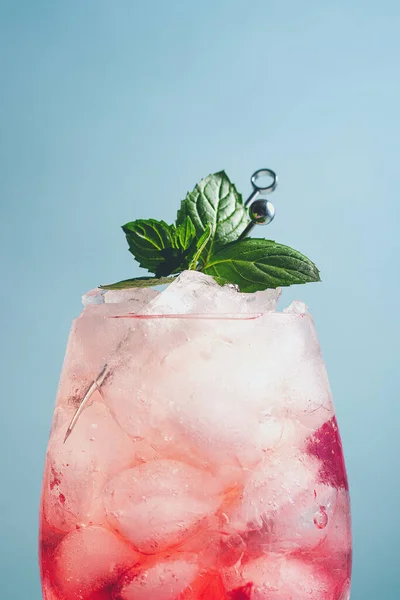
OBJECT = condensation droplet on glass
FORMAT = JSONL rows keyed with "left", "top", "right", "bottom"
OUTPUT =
{"left": 313, "top": 506, "right": 328, "bottom": 529}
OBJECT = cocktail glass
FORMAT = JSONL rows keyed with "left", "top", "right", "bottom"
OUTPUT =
{"left": 39, "top": 272, "right": 351, "bottom": 600}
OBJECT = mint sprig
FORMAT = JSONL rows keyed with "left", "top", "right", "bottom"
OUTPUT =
{"left": 122, "top": 219, "right": 175, "bottom": 275}
{"left": 100, "top": 275, "right": 177, "bottom": 290}
{"left": 101, "top": 171, "right": 321, "bottom": 291}
{"left": 174, "top": 215, "right": 196, "bottom": 252}
{"left": 203, "top": 238, "right": 320, "bottom": 292}
{"left": 188, "top": 224, "right": 212, "bottom": 270}
{"left": 122, "top": 216, "right": 197, "bottom": 277}
{"left": 176, "top": 171, "right": 249, "bottom": 265}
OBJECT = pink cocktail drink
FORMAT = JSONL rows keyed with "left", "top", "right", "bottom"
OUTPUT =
{"left": 39, "top": 272, "right": 351, "bottom": 600}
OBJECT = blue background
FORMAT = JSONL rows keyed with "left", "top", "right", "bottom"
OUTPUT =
{"left": 1, "top": 1, "right": 399, "bottom": 598}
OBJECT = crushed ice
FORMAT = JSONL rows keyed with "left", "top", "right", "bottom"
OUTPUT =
{"left": 81, "top": 271, "right": 308, "bottom": 315}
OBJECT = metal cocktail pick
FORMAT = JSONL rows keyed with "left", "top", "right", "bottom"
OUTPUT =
{"left": 240, "top": 168, "right": 278, "bottom": 238}
{"left": 63, "top": 167, "right": 279, "bottom": 443}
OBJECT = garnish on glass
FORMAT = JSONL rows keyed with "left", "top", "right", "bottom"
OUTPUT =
{"left": 101, "top": 168, "right": 320, "bottom": 292}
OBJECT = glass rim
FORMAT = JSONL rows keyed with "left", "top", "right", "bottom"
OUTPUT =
{"left": 110, "top": 312, "right": 263, "bottom": 321}
{"left": 104, "top": 311, "right": 310, "bottom": 321}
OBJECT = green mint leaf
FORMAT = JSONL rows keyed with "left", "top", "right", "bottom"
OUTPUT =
{"left": 122, "top": 219, "right": 176, "bottom": 276}
{"left": 188, "top": 224, "right": 213, "bottom": 269}
{"left": 202, "top": 238, "right": 321, "bottom": 292}
{"left": 122, "top": 218, "right": 198, "bottom": 277}
{"left": 174, "top": 216, "right": 196, "bottom": 251}
{"left": 176, "top": 171, "right": 250, "bottom": 265}
{"left": 100, "top": 275, "right": 176, "bottom": 290}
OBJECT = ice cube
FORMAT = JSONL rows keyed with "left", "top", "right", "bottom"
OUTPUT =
{"left": 103, "top": 459, "right": 224, "bottom": 554}
{"left": 315, "top": 488, "right": 352, "bottom": 573}
{"left": 81, "top": 286, "right": 158, "bottom": 310}
{"left": 144, "top": 270, "right": 281, "bottom": 315}
{"left": 101, "top": 326, "right": 190, "bottom": 450}
{"left": 43, "top": 402, "right": 135, "bottom": 532}
{"left": 283, "top": 300, "right": 309, "bottom": 314}
{"left": 263, "top": 483, "right": 339, "bottom": 553}
{"left": 52, "top": 526, "right": 139, "bottom": 599}
{"left": 244, "top": 313, "right": 334, "bottom": 430}
{"left": 114, "top": 559, "right": 199, "bottom": 600}
{"left": 239, "top": 288, "right": 282, "bottom": 313}
{"left": 144, "top": 271, "right": 225, "bottom": 315}
{"left": 167, "top": 382, "right": 263, "bottom": 469}
{"left": 57, "top": 310, "right": 140, "bottom": 404}
{"left": 101, "top": 359, "right": 158, "bottom": 441}
{"left": 179, "top": 571, "right": 228, "bottom": 600}
{"left": 229, "top": 450, "right": 318, "bottom": 534}
{"left": 82, "top": 288, "right": 106, "bottom": 306}
{"left": 256, "top": 416, "right": 306, "bottom": 453}
{"left": 80, "top": 288, "right": 159, "bottom": 320}
{"left": 104, "top": 287, "right": 159, "bottom": 305}
{"left": 138, "top": 331, "right": 269, "bottom": 469}
{"left": 230, "top": 555, "right": 334, "bottom": 600}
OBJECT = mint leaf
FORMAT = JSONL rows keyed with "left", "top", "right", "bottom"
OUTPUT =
{"left": 188, "top": 224, "right": 212, "bottom": 270}
{"left": 176, "top": 171, "right": 250, "bottom": 265}
{"left": 100, "top": 275, "right": 176, "bottom": 290}
{"left": 122, "top": 218, "right": 197, "bottom": 277}
{"left": 174, "top": 216, "right": 196, "bottom": 251}
{"left": 122, "top": 219, "right": 176, "bottom": 275}
{"left": 202, "top": 238, "right": 320, "bottom": 292}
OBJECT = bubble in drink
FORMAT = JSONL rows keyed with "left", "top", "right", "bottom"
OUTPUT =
{"left": 314, "top": 506, "right": 328, "bottom": 529}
